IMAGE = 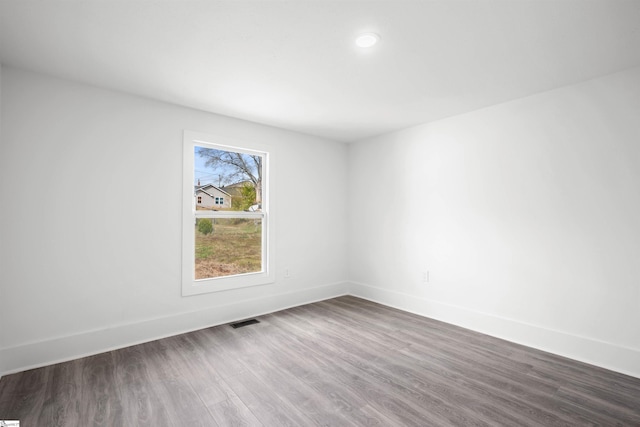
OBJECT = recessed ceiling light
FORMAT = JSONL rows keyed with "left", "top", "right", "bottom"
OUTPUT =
{"left": 355, "top": 33, "right": 380, "bottom": 48}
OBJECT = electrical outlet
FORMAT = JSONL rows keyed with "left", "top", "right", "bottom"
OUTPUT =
{"left": 422, "top": 271, "right": 430, "bottom": 283}
{"left": 284, "top": 268, "right": 292, "bottom": 279}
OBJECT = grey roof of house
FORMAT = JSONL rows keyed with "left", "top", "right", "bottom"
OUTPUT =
{"left": 194, "top": 184, "right": 232, "bottom": 197}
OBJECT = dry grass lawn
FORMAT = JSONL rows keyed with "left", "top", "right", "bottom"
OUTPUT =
{"left": 194, "top": 218, "right": 262, "bottom": 279}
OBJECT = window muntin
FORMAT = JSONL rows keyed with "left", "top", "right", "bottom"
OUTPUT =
{"left": 182, "top": 131, "right": 273, "bottom": 296}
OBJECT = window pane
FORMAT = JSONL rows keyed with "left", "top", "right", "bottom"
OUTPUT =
{"left": 195, "top": 218, "right": 263, "bottom": 280}
{"left": 194, "top": 146, "right": 262, "bottom": 212}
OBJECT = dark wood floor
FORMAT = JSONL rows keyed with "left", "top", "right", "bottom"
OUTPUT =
{"left": 1, "top": 296, "right": 639, "bottom": 426}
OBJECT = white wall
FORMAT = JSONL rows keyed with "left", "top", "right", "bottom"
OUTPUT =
{"left": 348, "top": 67, "right": 640, "bottom": 377}
{"left": 0, "top": 67, "right": 349, "bottom": 375}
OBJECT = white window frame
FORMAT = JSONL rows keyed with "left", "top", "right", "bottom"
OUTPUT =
{"left": 182, "top": 130, "right": 274, "bottom": 296}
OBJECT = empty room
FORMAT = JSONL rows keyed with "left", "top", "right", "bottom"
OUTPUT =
{"left": 1, "top": 0, "right": 639, "bottom": 425}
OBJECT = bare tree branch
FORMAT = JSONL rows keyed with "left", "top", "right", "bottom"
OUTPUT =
{"left": 196, "top": 147, "right": 263, "bottom": 203}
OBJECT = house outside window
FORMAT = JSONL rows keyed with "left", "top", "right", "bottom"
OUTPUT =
{"left": 182, "top": 131, "right": 273, "bottom": 295}
{"left": 194, "top": 185, "right": 231, "bottom": 210}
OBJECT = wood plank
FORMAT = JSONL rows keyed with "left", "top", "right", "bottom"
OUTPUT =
{"left": 114, "top": 345, "right": 172, "bottom": 426}
{"left": 78, "top": 352, "right": 124, "bottom": 426}
{"left": 223, "top": 370, "right": 312, "bottom": 427}
{"left": 206, "top": 378, "right": 261, "bottom": 427}
{"left": 36, "top": 359, "right": 82, "bottom": 427}
{"left": 0, "top": 366, "right": 49, "bottom": 425}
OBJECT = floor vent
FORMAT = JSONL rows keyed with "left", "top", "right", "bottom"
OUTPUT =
{"left": 230, "top": 319, "right": 260, "bottom": 329}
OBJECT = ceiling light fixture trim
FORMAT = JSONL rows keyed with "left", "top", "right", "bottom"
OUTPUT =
{"left": 355, "top": 32, "right": 380, "bottom": 48}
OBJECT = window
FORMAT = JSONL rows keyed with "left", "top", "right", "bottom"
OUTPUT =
{"left": 182, "top": 131, "right": 273, "bottom": 295}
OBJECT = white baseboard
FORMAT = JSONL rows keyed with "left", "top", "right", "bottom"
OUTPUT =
{"left": 0, "top": 281, "right": 348, "bottom": 376}
{"left": 348, "top": 281, "right": 640, "bottom": 379}
{"left": 3, "top": 280, "right": 638, "bottom": 380}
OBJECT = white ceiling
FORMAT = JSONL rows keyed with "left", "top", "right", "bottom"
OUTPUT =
{"left": 1, "top": 0, "right": 640, "bottom": 143}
